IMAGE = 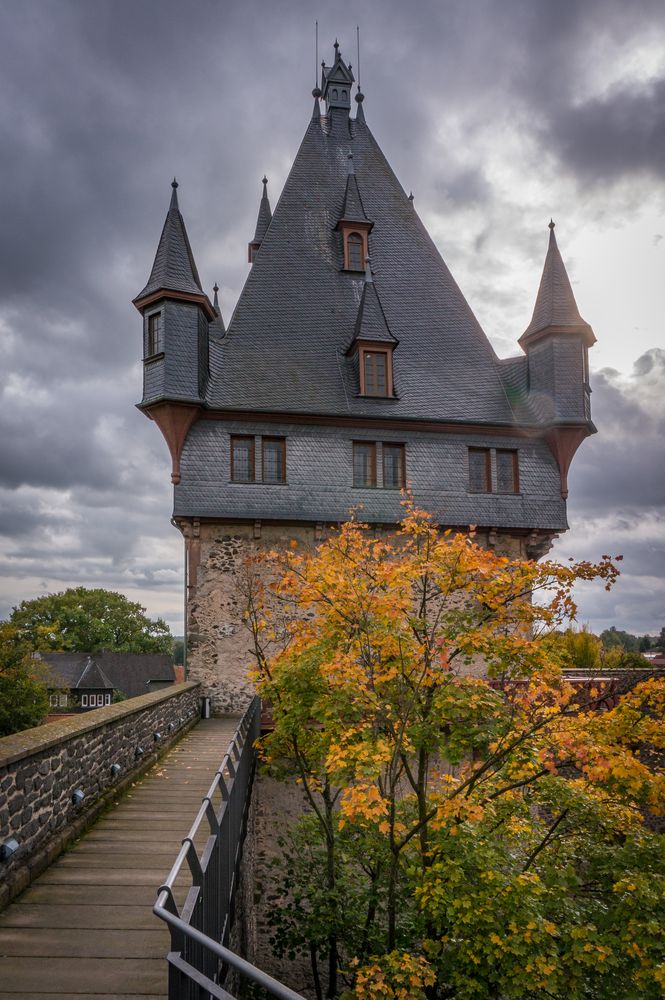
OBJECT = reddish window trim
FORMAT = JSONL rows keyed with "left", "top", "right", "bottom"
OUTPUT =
{"left": 496, "top": 449, "right": 520, "bottom": 494}
{"left": 359, "top": 345, "right": 394, "bottom": 397}
{"left": 146, "top": 311, "right": 163, "bottom": 359}
{"left": 382, "top": 442, "right": 405, "bottom": 490}
{"left": 468, "top": 447, "right": 491, "bottom": 493}
{"left": 339, "top": 221, "right": 371, "bottom": 271}
{"left": 261, "top": 436, "right": 286, "bottom": 484}
{"left": 353, "top": 441, "right": 377, "bottom": 488}
{"left": 230, "top": 435, "right": 255, "bottom": 483}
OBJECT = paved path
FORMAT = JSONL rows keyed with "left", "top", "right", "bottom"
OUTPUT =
{"left": 0, "top": 717, "right": 240, "bottom": 1000}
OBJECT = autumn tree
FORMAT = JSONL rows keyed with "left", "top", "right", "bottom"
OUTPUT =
{"left": 7, "top": 587, "right": 172, "bottom": 654}
{"left": 244, "top": 505, "right": 665, "bottom": 999}
{"left": 0, "top": 623, "right": 50, "bottom": 736}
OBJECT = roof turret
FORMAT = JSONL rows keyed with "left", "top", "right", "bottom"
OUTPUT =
{"left": 520, "top": 221, "right": 595, "bottom": 347}
{"left": 133, "top": 179, "right": 215, "bottom": 318}
{"left": 339, "top": 154, "right": 371, "bottom": 225}
{"left": 248, "top": 177, "right": 273, "bottom": 263}
{"left": 347, "top": 257, "right": 398, "bottom": 352}
{"left": 320, "top": 41, "right": 354, "bottom": 117}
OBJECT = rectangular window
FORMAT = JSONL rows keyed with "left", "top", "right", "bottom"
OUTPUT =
{"left": 262, "top": 437, "right": 286, "bottom": 484}
{"left": 231, "top": 436, "right": 255, "bottom": 482}
{"left": 81, "top": 695, "right": 88, "bottom": 707}
{"left": 363, "top": 351, "right": 388, "bottom": 397}
{"left": 49, "top": 694, "right": 58, "bottom": 707}
{"left": 105, "top": 693, "right": 112, "bottom": 705}
{"left": 353, "top": 442, "right": 376, "bottom": 487}
{"left": 97, "top": 694, "right": 104, "bottom": 706}
{"left": 468, "top": 448, "right": 491, "bottom": 493}
{"left": 347, "top": 232, "right": 364, "bottom": 270}
{"left": 59, "top": 694, "right": 68, "bottom": 708}
{"left": 383, "top": 443, "right": 405, "bottom": 489}
{"left": 146, "top": 312, "right": 163, "bottom": 357}
{"left": 496, "top": 449, "right": 519, "bottom": 494}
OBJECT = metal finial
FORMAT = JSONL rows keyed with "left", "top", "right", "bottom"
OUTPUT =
{"left": 364, "top": 256, "right": 373, "bottom": 283}
{"left": 548, "top": 218, "right": 555, "bottom": 230}
{"left": 356, "top": 25, "right": 361, "bottom": 90}
{"left": 408, "top": 192, "right": 414, "bottom": 202}
{"left": 262, "top": 175, "right": 268, "bottom": 187}
{"left": 213, "top": 282, "right": 219, "bottom": 294}
{"left": 171, "top": 177, "right": 178, "bottom": 189}
{"left": 315, "top": 20, "right": 319, "bottom": 88}
{"left": 334, "top": 39, "right": 339, "bottom": 53}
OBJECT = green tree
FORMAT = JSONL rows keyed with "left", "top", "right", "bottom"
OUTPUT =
{"left": 0, "top": 623, "right": 50, "bottom": 736}
{"left": 8, "top": 587, "right": 172, "bottom": 654}
{"left": 562, "top": 626, "right": 602, "bottom": 670}
{"left": 600, "top": 626, "right": 639, "bottom": 652}
{"left": 245, "top": 508, "right": 664, "bottom": 999}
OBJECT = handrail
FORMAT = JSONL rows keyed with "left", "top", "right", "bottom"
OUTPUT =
{"left": 153, "top": 696, "right": 305, "bottom": 999}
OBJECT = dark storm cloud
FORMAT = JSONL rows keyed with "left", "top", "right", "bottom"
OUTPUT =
{"left": 0, "top": 0, "right": 663, "bottom": 633}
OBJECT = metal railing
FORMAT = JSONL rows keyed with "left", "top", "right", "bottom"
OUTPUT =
{"left": 154, "top": 696, "right": 304, "bottom": 1000}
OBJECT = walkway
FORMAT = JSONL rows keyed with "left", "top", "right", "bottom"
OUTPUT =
{"left": 0, "top": 717, "right": 240, "bottom": 1000}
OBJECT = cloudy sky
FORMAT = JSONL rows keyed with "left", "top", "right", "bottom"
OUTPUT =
{"left": 0, "top": 0, "right": 663, "bottom": 637}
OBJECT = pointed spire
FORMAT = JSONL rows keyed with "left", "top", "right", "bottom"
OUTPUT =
{"left": 210, "top": 282, "right": 226, "bottom": 336}
{"left": 134, "top": 179, "right": 214, "bottom": 317}
{"left": 339, "top": 157, "right": 371, "bottom": 225}
{"left": 248, "top": 177, "right": 273, "bottom": 263}
{"left": 520, "top": 221, "right": 595, "bottom": 347}
{"left": 347, "top": 260, "right": 398, "bottom": 353}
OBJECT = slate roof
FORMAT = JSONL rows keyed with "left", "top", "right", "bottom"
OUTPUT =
{"left": 135, "top": 180, "right": 204, "bottom": 301}
{"left": 521, "top": 222, "right": 594, "bottom": 344}
{"left": 347, "top": 264, "right": 398, "bottom": 351}
{"left": 40, "top": 652, "right": 175, "bottom": 699}
{"left": 251, "top": 177, "right": 273, "bottom": 244}
{"left": 207, "top": 106, "right": 525, "bottom": 425}
{"left": 340, "top": 156, "right": 371, "bottom": 223}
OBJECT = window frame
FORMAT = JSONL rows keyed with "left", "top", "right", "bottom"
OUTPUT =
{"left": 359, "top": 345, "right": 393, "bottom": 398}
{"left": 352, "top": 441, "right": 377, "bottom": 488}
{"left": 340, "top": 222, "right": 370, "bottom": 272}
{"left": 146, "top": 310, "right": 163, "bottom": 358}
{"left": 468, "top": 447, "right": 492, "bottom": 493}
{"left": 261, "top": 437, "right": 286, "bottom": 485}
{"left": 382, "top": 443, "right": 406, "bottom": 490}
{"left": 496, "top": 449, "right": 520, "bottom": 494}
{"left": 230, "top": 435, "right": 256, "bottom": 483}
{"left": 81, "top": 694, "right": 88, "bottom": 707}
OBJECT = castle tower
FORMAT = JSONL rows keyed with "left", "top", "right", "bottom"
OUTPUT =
{"left": 135, "top": 43, "right": 597, "bottom": 712}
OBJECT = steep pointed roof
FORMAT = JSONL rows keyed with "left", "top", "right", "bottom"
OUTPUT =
{"left": 134, "top": 180, "right": 206, "bottom": 304}
{"left": 76, "top": 656, "right": 114, "bottom": 691}
{"left": 339, "top": 155, "right": 371, "bottom": 224}
{"left": 347, "top": 260, "right": 398, "bottom": 350}
{"left": 252, "top": 176, "right": 273, "bottom": 244}
{"left": 207, "top": 99, "right": 520, "bottom": 425}
{"left": 521, "top": 222, "right": 595, "bottom": 346}
{"left": 210, "top": 282, "right": 226, "bottom": 336}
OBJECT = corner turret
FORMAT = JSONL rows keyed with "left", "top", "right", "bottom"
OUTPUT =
{"left": 133, "top": 180, "right": 214, "bottom": 483}
{"left": 522, "top": 221, "right": 596, "bottom": 497}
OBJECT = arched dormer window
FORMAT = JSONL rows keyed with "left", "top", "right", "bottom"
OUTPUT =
{"left": 347, "top": 232, "right": 364, "bottom": 271}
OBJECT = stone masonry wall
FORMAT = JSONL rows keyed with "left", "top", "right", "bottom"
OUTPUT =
{"left": 0, "top": 681, "right": 201, "bottom": 909}
{"left": 184, "top": 520, "right": 541, "bottom": 713}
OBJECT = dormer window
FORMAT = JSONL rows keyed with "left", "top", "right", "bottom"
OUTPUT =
{"left": 341, "top": 225, "right": 369, "bottom": 271}
{"left": 359, "top": 345, "right": 393, "bottom": 397}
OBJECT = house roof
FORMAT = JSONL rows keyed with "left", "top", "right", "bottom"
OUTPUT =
{"left": 134, "top": 179, "right": 204, "bottom": 302}
{"left": 207, "top": 102, "right": 523, "bottom": 426}
{"left": 521, "top": 221, "right": 595, "bottom": 346}
{"left": 40, "top": 652, "right": 175, "bottom": 700}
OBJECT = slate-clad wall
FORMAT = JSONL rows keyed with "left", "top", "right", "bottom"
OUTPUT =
{"left": 164, "top": 299, "right": 201, "bottom": 400}
{"left": 527, "top": 336, "right": 586, "bottom": 423}
{"left": 175, "top": 418, "right": 567, "bottom": 530}
{"left": 0, "top": 682, "right": 200, "bottom": 910}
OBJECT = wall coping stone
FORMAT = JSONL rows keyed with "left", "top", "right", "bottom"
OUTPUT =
{"left": 0, "top": 681, "right": 200, "bottom": 767}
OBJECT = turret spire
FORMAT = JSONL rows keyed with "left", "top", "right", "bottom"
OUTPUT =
{"left": 133, "top": 179, "right": 214, "bottom": 319}
{"left": 520, "top": 221, "right": 595, "bottom": 347}
{"left": 248, "top": 176, "right": 273, "bottom": 263}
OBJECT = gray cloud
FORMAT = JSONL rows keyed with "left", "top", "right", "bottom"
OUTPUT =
{"left": 0, "top": 0, "right": 663, "bottom": 634}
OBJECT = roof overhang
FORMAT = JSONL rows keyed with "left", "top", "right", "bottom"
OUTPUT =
{"left": 132, "top": 287, "right": 216, "bottom": 322}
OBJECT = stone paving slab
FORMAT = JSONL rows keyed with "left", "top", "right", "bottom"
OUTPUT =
{"left": 0, "top": 717, "right": 240, "bottom": 998}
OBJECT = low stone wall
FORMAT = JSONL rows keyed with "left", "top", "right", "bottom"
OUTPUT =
{"left": 0, "top": 681, "right": 201, "bottom": 910}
